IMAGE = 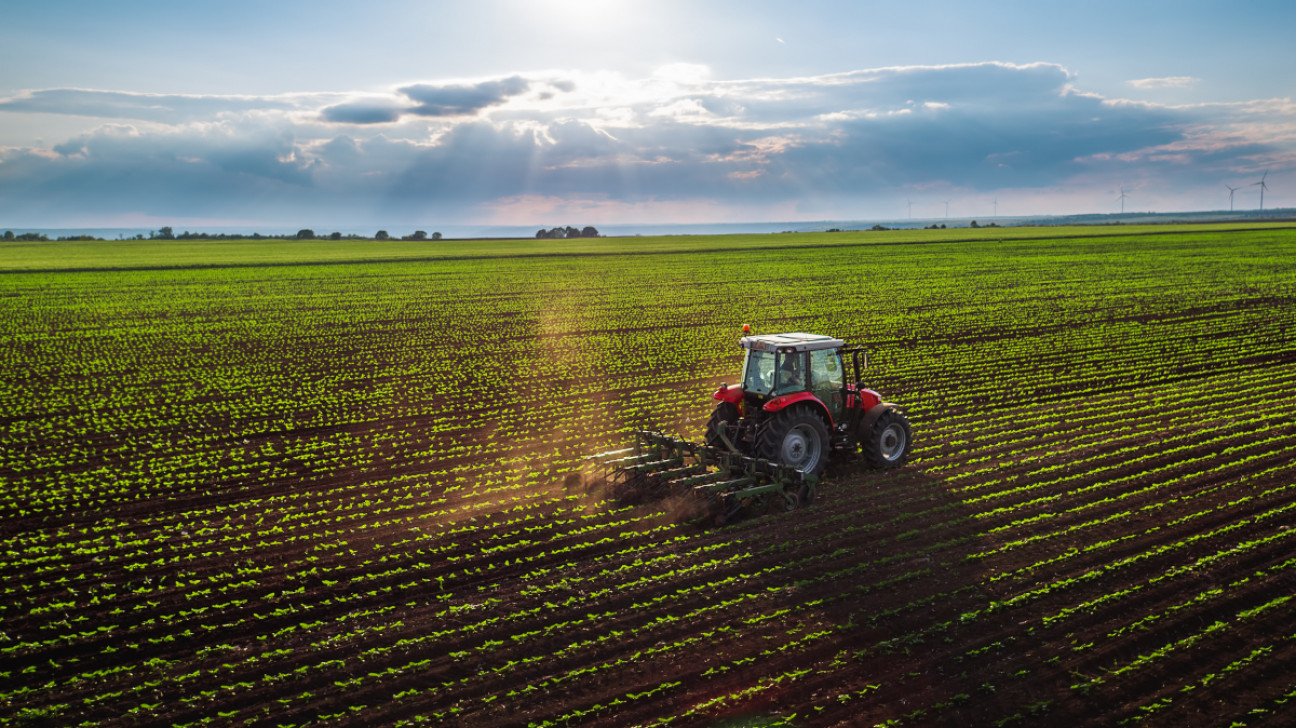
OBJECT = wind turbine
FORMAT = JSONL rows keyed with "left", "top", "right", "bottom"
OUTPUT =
{"left": 1225, "top": 183, "right": 1240, "bottom": 212}
{"left": 993, "top": 197, "right": 998, "bottom": 218}
{"left": 1117, "top": 186, "right": 1129, "bottom": 214}
{"left": 1252, "top": 170, "right": 1270, "bottom": 212}
{"left": 943, "top": 200, "right": 951, "bottom": 219}
{"left": 907, "top": 199, "right": 913, "bottom": 219}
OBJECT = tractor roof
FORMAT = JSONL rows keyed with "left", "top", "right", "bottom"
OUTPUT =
{"left": 740, "top": 332, "right": 845, "bottom": 353}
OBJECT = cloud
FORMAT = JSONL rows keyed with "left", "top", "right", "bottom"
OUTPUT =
{"left": 1, "top": 62, "right": 1292, "bottom": 226}
{"left": 1127, "top": 76, "right": 1200, "bottom": 89}
{"left": 317, "top": 76, "right": 543, "bottom": 125}
{"left": 319, "top": 99, "right": 405, "bottom": 125}
{"left": 399, "top": 76, "right": 531, "bottom": 117}
{"left": 0, "top": 122, "right": 316, "bottom": 224}
{"left": 0, "top": 78, "right": 546, "bottom": 129}
{"left": 0, "top": 88, "right": 305, "bottom": 123}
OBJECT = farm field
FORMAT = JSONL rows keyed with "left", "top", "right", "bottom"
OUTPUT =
{"left": 3, "top": 224, "right": 1296, "bottom": 727}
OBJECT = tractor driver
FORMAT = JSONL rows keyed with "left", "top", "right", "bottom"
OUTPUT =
{"left": 778, "top": 354, "right": 804, "bottom": 393}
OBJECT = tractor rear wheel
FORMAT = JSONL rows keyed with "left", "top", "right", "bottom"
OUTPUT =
{"left": 704, "top": 402, "right": 740, "bottom": 449}
{"left": 757, "top": 406, "right": 830, "bottom": 476}
{"left": 862, "top": 409, "right": 912, "bottom": 468}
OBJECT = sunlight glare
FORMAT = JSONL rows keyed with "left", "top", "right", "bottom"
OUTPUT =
{"left": 521, "top": 0, "right": 641, "bottom": 35}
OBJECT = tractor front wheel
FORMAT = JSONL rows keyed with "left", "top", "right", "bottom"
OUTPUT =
{"left": 862, "top": 409, "right": 912, "bottom": 468}
{"left": 758, "top": 406, "right": 830, "bottom": 476}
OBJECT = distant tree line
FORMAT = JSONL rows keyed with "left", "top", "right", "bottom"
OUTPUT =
{"left": 536, "top": 226, "right": 599, "bottom": 239}
{"left": 5, "top": 231, "right": 50, "bottom": 241}
{"left": 0, "top": 227, "right": 452, "bottom": 242}
{"left": 2, "top": 228, "right": 459, "bottom": 242}
{"left": 149, "top": 227, "right": 306, "bottom": 241}
{"left": 294, "top": 229, "right": 442, "bottom": 241}
{"left": 3, "top": 230, "right": 102, "bottom": 241}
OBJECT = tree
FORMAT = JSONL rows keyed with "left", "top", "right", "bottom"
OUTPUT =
{"left": 409, "top": 230, "right": 427, "bottom": 241}
{"left": 3, "top": 230, "right": 13, "bottom": 241}
{"left": 330, "top": 232, "right": 342, "bottom": 240}
{"left": 548, "top": 227, "right": 567, "bottom": 239}
{"left": 432, "top": 232, "right": 442, "bottom": 240}
{"left": 581, "top": 226, "right": 599, "bottom": 237}
{"left": 536, "top": 229, "right": 549, "bottom": 239}
{"left": 375, "top": 230, "right": 389, "bottom": 240}
{"left": 296, "top": 229, "right": 315, "bottom": 239}
{"left": 970, "top": 220, "right": 979, "bottom": 228}
{"left": 564, "top": 226, "right": 581, "bottom": 239}
{"left": 153, "top": 226, "right": 174, "bottom": 240}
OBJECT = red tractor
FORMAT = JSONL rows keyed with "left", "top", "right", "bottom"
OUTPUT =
{"left": 704, "top": 331, "right": 912, "bottom": 477}
{"left": 594, "top": 329, "right": 912, "bottom": 523}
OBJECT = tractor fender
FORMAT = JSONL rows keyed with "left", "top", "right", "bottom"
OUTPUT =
{"left": 763, "top": 391, "right": 833, "bottom": 429}
{"left": 857, "top": 402, "right": 900, "bottom": 438}
{"left": 853, "top": 387, "right": 883, "bottom": 411}
{"left": 713, "top": 384, "right": 744, "bottom": 406}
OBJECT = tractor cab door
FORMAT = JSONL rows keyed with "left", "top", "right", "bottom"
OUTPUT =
{"left": 810, "top": 349, "right": 846, "bottom": 423}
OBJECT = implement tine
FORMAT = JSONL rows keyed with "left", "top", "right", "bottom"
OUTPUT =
{"left": 671, "top": 470, "right": 724, "bottom": 489}
{"left": 601, "top": 452, "right": 655, "bottom": 470}
{"left": 586, "top": 446, "right": 635, "bottom": 461}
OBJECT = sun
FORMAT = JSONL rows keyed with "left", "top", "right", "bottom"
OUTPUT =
{"left": 519, "top": 0, "right": 642, "bottom": 35}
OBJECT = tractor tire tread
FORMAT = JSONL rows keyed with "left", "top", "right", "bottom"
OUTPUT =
{"left": 704, "top": 401, "right": 741, "bottom": 449}
{"left": 862, "top": 408, "right": 913, "bottom": 469}
{"left": 756, "top": 405, "right": 830, "bottom": 476}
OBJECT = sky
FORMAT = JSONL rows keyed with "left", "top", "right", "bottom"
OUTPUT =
{"left": 1, "top": 0, "right": 1293, "bottom": 232}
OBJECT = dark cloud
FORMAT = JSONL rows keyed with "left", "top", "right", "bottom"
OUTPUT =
{"left": 317, "top": 76, "right": 539, "bottom": 124}
{"left": 398, "top": 76, "right": 530, "bottom": 117}
{"left": 319, "top": 100, "right": 404, "bottom": 125}
{"left": 386, "top": 122, "right": 540, "bottom": 202}
{"left": 317, "top": 135, "right": 361, "bottom": 163}
{"left": 0, "top": 124, "right": 316, "bottom": 222}
{"left": 765, "top": 90, "right": 1184, "bottom": 191}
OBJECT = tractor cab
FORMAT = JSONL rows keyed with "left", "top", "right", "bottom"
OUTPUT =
{"left": 737, "top": 332, "right": 858, "bottom": 424}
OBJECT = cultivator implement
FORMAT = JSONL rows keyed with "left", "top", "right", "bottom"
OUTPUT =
{"left": 589, "top": 429, "right": 818, "bottom": 525}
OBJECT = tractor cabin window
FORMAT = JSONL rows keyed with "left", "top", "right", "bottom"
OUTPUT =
{"left": 810, "top": 349, "right": 845, "bottom": 420}
{"left": 774, "top": 351, "right": 808, "bottom": 395}
{"left": 742, "top": 349, "right": 776, "bottom": 395}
